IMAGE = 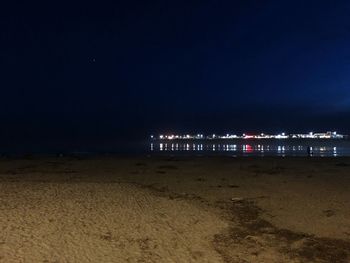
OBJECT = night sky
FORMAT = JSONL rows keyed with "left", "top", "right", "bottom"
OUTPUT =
{"left": 1, "top": 1, "right": 350, "bottom": 150}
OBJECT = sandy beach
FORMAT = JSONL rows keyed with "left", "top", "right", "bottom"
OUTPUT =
{"left": 0, "top": 156, "right": 350, "bottom": 262}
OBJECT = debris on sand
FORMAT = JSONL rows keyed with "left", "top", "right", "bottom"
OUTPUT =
{"left": 231, "top": 197, "right": 244, "bottom": 202}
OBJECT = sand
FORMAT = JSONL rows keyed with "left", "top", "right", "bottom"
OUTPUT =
{"left": 0, "top": 156, "right": 350, "bottom": 262}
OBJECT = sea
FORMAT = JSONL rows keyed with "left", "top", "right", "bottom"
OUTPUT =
{"left": 148, "top": 139, "right": 350, "bottom": 157}
{"left": 1, "top": 139, "right": 350, "bottom": 157}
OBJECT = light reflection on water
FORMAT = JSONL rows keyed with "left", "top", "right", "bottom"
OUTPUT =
{"left": 150, "top": 142, "right": 342, "bottom": 157}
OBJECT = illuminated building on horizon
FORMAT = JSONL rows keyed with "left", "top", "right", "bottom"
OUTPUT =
{"left": 154, "top": 131, "right": 346, "bottom": 140}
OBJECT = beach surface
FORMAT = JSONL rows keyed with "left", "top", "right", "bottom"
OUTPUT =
{"left": 0, "top": 156, "right": 350, "bottom": 262}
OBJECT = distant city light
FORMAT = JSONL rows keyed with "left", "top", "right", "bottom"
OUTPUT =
{"left": 153, "top": 131, "right": 346, "bottom": 140}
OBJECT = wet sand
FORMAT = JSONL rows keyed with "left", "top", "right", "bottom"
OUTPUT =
{"left": 0, "top": 156, "right": 350, "bottom": 262}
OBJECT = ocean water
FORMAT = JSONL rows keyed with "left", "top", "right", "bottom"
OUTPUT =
{"left": 149, "top": 139, "right": 350, "bottom": 157}
{"left": 1, "top": 139, "right": 350, "bottom": 157}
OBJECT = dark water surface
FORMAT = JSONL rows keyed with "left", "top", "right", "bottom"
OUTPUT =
{"left": 1, "top": 139, "right": 350, "bottom": 157}
{"left": 149, "top": 139, "right": 350, "bottom": 157}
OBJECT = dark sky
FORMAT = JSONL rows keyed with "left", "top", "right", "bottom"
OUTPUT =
{"left": 1, "top": 1, "right": 350, "bottom": 149}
